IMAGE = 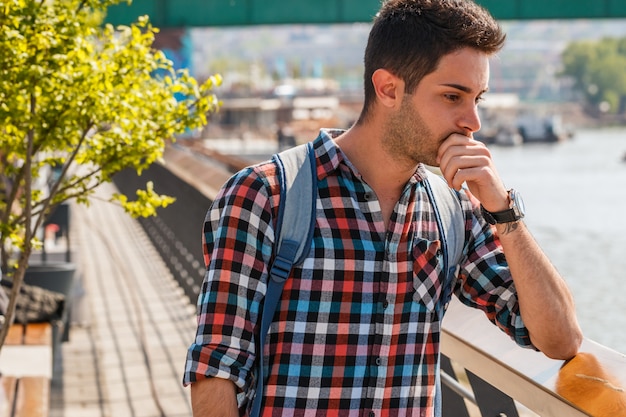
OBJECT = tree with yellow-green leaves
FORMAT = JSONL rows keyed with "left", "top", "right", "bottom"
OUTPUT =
{"left": 0, "top": 0, "right": 221, "bottom": 349}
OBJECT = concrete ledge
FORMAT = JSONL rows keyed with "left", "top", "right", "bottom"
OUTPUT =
{"left": 163, "top": 144, "right": 233, "bottom": 200}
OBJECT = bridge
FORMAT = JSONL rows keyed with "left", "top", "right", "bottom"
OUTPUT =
{"left": 105, "top": 0, "right": 626, "bottom": 28}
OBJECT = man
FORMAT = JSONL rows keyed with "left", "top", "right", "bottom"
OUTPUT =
{"left": 184, "top": 1, "right": 583, "bottom": 416}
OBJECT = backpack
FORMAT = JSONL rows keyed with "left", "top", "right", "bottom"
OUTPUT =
{"left": 250, "top": 142, "right": 465, "bottom": 417}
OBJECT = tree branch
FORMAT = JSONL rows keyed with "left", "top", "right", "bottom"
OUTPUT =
{"left": 0, "top": 92, "right": 37, "bottom": 349}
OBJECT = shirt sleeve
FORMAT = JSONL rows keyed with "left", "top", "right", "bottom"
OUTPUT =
{"left": 183, "top": 161, "right": 280, "bottom": 389}
{"left": 454, "top": 190, "right": 536, "bottom": 349}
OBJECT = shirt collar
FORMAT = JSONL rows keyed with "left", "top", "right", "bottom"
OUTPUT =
{"left": 311, "top": 129, "right": 347, "bottom": 182}
{"left": 311, "top": 128, "right": 429, "bottom": 185}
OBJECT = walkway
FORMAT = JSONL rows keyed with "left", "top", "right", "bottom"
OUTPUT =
{"left": 50, "top": 182, "right": 198, "bottom": 417}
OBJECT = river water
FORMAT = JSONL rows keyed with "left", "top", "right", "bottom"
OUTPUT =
{"left": 489, "top": 127, "right": 626, "bottom": 354}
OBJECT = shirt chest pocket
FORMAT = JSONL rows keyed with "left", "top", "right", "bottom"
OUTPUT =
{"left": 411, "top": 238, "right": 446, "bottom": 312}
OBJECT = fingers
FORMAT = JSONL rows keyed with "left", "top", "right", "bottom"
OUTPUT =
{"left": 437, "top": 134, "right": 493, "bottom": 189}
{"left": 444, "top": 164, "right": 491, "bottom": 191}
{"left": 436, "top": 134, "right": 509, "bottom": 210}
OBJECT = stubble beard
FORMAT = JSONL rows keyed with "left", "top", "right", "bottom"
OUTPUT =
{"left": 382, "top": 97, "right": 443, "bottom": 168}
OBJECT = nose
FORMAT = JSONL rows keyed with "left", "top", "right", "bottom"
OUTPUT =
{"left": 459, "top": 104, "right": 482, "bottom": 135}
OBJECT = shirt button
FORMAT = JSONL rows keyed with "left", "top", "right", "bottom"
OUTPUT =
{"left": 375, "top": 357, "right": 382, "bottom": 366}
{"left": 382, "top": 300, "right": 389, "bottom": 309}
{"left": 369, "top": 411, "right": 376, "bottom": 417}
{"left": 364, "top": 192, "right": 373, "bottom": 200}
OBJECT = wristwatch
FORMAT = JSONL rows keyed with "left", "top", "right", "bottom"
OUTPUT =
{"left": 481, "top": 189, "right": 525, "bottom": 224}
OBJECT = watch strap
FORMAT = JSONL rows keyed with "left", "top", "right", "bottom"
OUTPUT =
{"left": 481, "top": 205, "right": 519, "bottom": 224}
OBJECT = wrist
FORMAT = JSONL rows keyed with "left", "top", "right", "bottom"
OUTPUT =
{"left": 481, "top": 189, "right": 525, "bottom": 225}
{"left": 482, "top": 191, "right": 510, "bottom": 213}
{"left": 494, "top": 218, "right": 523, "bottom": 235}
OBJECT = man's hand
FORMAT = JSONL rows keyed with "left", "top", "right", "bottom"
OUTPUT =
{"left": 437, "top": 134, "right": 582, "bottom": 359}
{"left": 436, "top": 133, "right": 509, "bottom": 212}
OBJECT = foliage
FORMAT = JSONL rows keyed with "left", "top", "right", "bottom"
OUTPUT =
{"left": 0, "top": 0, "right": 220, "bottom": 348}
{"left": 560, "top": 36, "right": 626, "bottom": 115}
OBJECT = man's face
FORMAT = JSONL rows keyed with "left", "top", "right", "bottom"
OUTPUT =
{"left": 382, "top": 47, "right": 490, "bottom": 167}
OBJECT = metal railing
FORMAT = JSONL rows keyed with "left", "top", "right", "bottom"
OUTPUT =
{"left": 441, "top": 299, "right": 626, "bottom": 417}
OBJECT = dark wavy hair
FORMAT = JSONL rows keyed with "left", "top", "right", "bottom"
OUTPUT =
{"left": 357, "top": 0, "right": 505, "bottom": 123}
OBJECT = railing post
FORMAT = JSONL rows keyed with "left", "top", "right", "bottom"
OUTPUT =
{"left": 441, "top": 355, "right": 471, "bottom": 417}
{"left": 466, "top": 370, "right": 520, "bottom": 417}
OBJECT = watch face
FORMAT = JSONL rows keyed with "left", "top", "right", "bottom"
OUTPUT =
{"left": 511, "top": 189, "right": 526, "bottom": 218}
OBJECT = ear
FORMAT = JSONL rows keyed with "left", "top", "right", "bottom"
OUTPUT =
{"left": 371, "top": 69, "right": 404, "bottom": 109}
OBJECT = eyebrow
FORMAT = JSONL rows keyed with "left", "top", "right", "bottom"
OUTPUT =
{"left": 441, "top": 83, "right": 489, "bottom": 95}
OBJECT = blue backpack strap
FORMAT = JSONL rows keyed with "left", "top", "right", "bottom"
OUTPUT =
{"left": 250, "top": 142, "right": 317, "bottom": 417}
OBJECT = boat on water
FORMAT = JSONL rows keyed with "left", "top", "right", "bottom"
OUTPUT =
{"left": 475, "top": 95, "right": 573, "bottom": 146}
{"left": 516, "top": 112, "right": 572, "bottom": 143}
{"left": 476, "top": 116, "right": 572, "bottom": 146}
{"left": 475, "top": 124, "right": 524, "bottom": 146}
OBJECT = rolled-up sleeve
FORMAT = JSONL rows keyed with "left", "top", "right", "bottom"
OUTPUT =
{"left": 455, "top": 193, "right": 536, "bottom": 349}
{"left": 183, "top": 162, "right": 279, "bottom": 389}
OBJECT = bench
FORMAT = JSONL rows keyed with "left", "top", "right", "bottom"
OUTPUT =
{"left": 1, "top": 322, "right": 52, "bottom": 417}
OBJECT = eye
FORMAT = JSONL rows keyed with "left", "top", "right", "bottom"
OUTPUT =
{"left": 475, "top": 95, "right": 485, "bottom": 105}
{"left": 443, "top": 93, "right": 460, "bottom": 103}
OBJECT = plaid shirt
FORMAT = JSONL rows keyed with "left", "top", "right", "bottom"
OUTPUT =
{"left": 184, "top": 129, "right": 533, "bottom": 417}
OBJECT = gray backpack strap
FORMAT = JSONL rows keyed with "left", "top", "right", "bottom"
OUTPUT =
{"left": 272, "top": 142, "right": 317, "bottom": 272}
{"left": 250, "top": 142, "right": 316, "bottom": 417}
{"left": 422, "top": 170, "right": 466, "bottom": 417}
{"left": 423, "top": 170, "right": 465, "bottom": 280}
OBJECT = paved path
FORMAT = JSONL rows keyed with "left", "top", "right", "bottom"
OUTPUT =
{"left": 50, "top": 182, "right": 198, "bottom": 417}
